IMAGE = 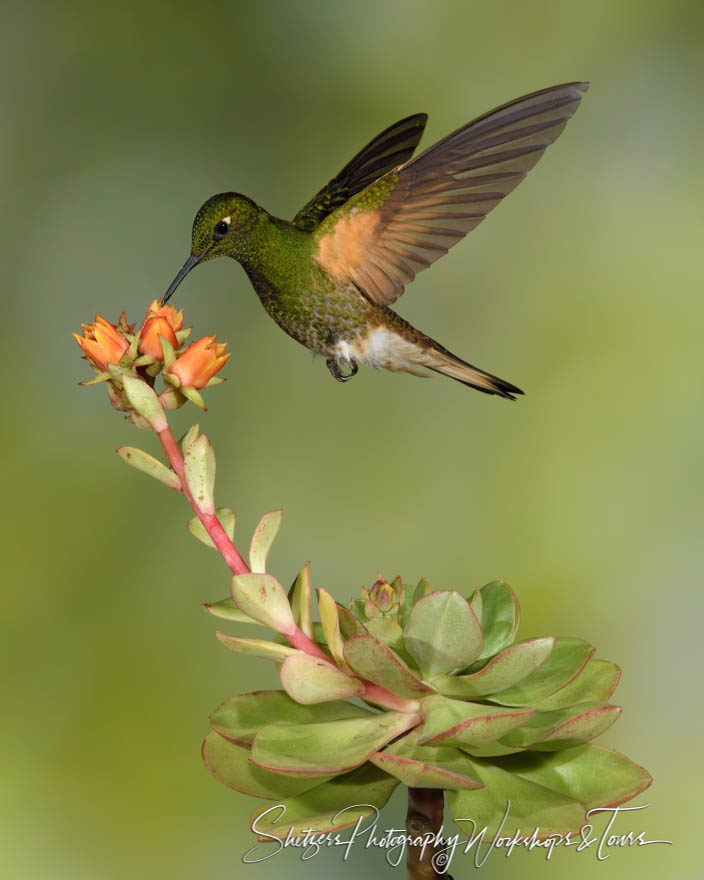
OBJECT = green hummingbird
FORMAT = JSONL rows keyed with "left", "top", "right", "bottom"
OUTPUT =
{"left": 163, "top": 82, "right": 587, "bottom": 399}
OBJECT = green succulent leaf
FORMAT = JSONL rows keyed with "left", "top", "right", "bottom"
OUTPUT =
{"left": 336, "top": 603, "right": 368, "bottom": 639}
{"left": 122, "top": 374, "right": 167, "bottom": 431}
{"left": 434, "top": 638, "right": 556, "bottom": 699}
{"left": 279, "top": 653, "right": 364, "bottom": 704}
{"left": 116, "top": 446, "right": 180, "bottom": 490}
{"left": 251, "top": 711, "right": 420, "bottom": 776}
{"left": 500, "top": 702, "right": 622, "bottom": 750}
{"left": 370, "top": 729, "right": 483, "bottom": 790}
{"left": 404, "top": 591, "right": 483, "bottom": 679}
{"left": 187, "top": 507, "right": 235, "bottom": 548}
{"left": 365, "top": 617, "right": 405, "bottom": 653}
{"left": 343, "top": 634, "right": 435, "bottom": 698}
{"left": 418, "top": 694, "right": 534, "bottom": 748}
{"left": 249, "top": 509, "right": 283, "bottom": 573}
{"left": 495, "top": 743, "right": 653, "bottom": 809}
{"left": 184, "top": 434, "right": 216, "bottom": 514}
{"left": 177, "top": 424, "right": 199, "bottom": 456}
{"left": 215, "top": 631, "right": 298, "bottom": 662}
{"left": 248, "top": 763, "right": 399, "bottom": 841}
{"left": 203, "top": 731, "right": 332, "bottom": 799}
{"left": 210, "top": 691, "right": 373, "bottom": 747}
{"left": 532, "top": 659, "right": 621, "bottom": 710}
{"left": 448, "top": 757, "right": 587, "bottom": 838}
{"left": 201, "top": 597, "right": 261, "bottom": 625}
{"left": 487, "top": 637, "right": 594, "bottom": 707}
{"left": 468, "top": 580, "right": 520, "bottom": 663}
{"left": 316, "top": 588, "right": 348, "bottom": 670}
{"left": 288, "top": 562, "right": 314, "bottom": 639}
{"left": 231, "top": 573, "right": 296, "bottom": 635}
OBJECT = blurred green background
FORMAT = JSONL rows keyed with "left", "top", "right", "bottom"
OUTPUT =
{"left": 2, "top": 0, "right": 702, "bottom": 877}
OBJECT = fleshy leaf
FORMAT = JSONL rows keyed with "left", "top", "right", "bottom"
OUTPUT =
{"left": 343, "top": 634, "right": 435, "bottom": 698}
{"left": 316, "top": 589, "right": 348, "bottom": 670}
{"left": 122, "top": 374, "right": 167, "bottom": 431}
{"left": 215, "top": 631, "right": 298, "bottom": 662}
{"left": 433, "top": 638, "right": 556, "bottom": 698}
{"left": 336, "top": 604, "right": 368, "bottom": 639}
{"left": 279, "top": 653, "right": 363, "bottom": 703}
{"left": 210, "top": 691, "right": 373, "bottom": 747}
{"left": 231, "top": 573, "right": 296, "bottom": 635}
{"left": 203, "top": 731, "right": 331, "bottom": 799}
{"left": 469, "top": 580, "right": 520, "bottom": 662}
{"left": 418, "top": 694, "right": 534, "bottom": 748}
{"left": 370, "top": 729, "right": 483, "bottom": 790}
{"left": 184, "top": 434, "right": 216, "bottom": 514}
{"left": 448, "top": 757, "right": 587, "bottom": 838}
{"left": 288, "top": 563, "right": 314, "bottom": 639}
{"left": 187, "top": 507, "right": 235, "bottom": 548}
{"left": 488, "top": 638, "right": 594, "bottom": 706}
{"left": 533, "top": 659, "right": 621, "bottom": 709}
{"left": 202, "top": 597, "right": 261, "bottom": 624}
{"left": 177, "top": 424, "right": 199, "bottom": 456}
{"left": 404, "top": 591, "right": 483, "bottom": 678}
{"left": 365, "top": 617, "right": 405, "bottom": 653}
{"left": 251, "top": 712, "right": 420, "bottom": 776}
{"left": 500, "top": 702, "right": 622, "bottom": 750}
{"left": 248, "top": 764, "right": 399, "bottom": 840}
{"left": 495, "top": 743, "right": 653, "bottom": 809}
{"left": 116, "top": 446, "right": 180, "bottom": 490}
{"left": 249, "top": 509, "right": 282, "bottom": 573}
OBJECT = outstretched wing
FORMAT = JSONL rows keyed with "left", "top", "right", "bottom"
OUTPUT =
{"left": 292, "top": 114, "right": 428, "bottom": 232}
{"left": 313, "top": 82, "right": 588, "bottom": 306}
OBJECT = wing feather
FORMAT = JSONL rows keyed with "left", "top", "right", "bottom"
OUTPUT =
{"left": 314, "top": 82, "right": 588, "bottom": 305}
{"left": 292, "top": 113, "right": 427, "bottom": 231}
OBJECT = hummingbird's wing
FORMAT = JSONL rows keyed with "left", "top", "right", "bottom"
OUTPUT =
{"left": 313, "top": 82, "right": 588, "bottom": 306}
{"left": 292, "top": 114, "right": 428, "bottom": 232}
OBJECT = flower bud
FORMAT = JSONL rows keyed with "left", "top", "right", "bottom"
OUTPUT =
{"left": 139, "top": 316, "right": 179, "bottom": 360}
{"left": 166, "top": 335, "right": 230, "bottom": 389}
{"left": 140, "top": 298, "right": 183, "bottom": 334}
{"left": 73, "top": 314, "right": 129, "bottom": 371}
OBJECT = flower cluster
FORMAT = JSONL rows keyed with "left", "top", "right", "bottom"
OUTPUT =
{"left": 74, "top": 300, "right": 230, "bottom": 422}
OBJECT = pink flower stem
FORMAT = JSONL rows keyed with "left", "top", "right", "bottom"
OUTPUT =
{"left": 158, "top": 424, "right": 422, "bottom": 715}
{"left": 157, "top": 425, "right": 250, "bottom": 576}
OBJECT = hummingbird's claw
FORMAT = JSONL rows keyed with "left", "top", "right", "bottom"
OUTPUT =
{"left": 326, "top": 357, "right": 358, "bottom": 383}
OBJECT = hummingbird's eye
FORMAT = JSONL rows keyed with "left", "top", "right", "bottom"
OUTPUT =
{"left": 213, "top": 218, "right": 230, "bottom": 240}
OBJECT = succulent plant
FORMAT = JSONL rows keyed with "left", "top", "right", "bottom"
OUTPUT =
{"left": 202, "top": 529, "right": 651, "bottom": 843}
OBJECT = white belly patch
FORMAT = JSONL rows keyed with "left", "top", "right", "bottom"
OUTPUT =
{"left": 335, "top": 328, "right": 430, "bottom": 376}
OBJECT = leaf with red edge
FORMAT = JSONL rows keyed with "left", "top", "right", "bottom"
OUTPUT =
{"left": 210, "top": 691, "right": 373, "bottom": 747}
{"left": 251, "top": 711, "right": 420, "bottom": 776}
{"left": 203, "top": 731, "right": 331, "bottom": 799}
{"left": 248, "top": 763, "right": 399, "bottom": 841}
{"left": 343, "top": 634, "right": 434, "bottom": 698}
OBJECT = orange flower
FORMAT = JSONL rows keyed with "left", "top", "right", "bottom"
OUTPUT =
{"left": 167, "top": 335, "right": 230, "bottom": 389}
{"left": 140, "top": 298, "right": 183, "bottom": 334}
{"left": 73, "top": 314, "right": 129, "bottom": 371}
{"left": 139, "top": 316, "right": 179, "bottom": 360}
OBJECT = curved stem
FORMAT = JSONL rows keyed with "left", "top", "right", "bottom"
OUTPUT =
{"left": 157, "top": 426, "right": 250, "bottom": 575}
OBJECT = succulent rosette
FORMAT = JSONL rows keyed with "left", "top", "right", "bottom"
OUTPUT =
{"left": 203, "top": 544, "right": 652, "bottom": 841}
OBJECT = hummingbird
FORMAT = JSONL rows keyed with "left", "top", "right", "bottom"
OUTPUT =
{"left": 163, "top": 82, "right": 588, "bottom": 399}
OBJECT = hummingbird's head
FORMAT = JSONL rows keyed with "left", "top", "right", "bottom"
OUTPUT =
{"left": 162, "top": 192, "right": 261, "bottom": 305}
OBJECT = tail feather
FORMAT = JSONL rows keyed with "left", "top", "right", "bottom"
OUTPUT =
{"left": 418, "top": 343, "right": 523, "bottom": 400}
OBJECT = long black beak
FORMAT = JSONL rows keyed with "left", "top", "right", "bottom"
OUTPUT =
{"left": 162, "top": 252, "right": 204, "bottom": 305}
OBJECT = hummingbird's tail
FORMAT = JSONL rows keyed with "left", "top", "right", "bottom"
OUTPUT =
{"left": 349, "top": 320, "right": 523, "bottom": 399}
{"left": 417, "top": 340, "right": 524, "bottom": 400}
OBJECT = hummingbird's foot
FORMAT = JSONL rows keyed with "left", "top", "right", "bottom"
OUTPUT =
{"left": 326, "top": 357, "right": 358, "bottom": 383}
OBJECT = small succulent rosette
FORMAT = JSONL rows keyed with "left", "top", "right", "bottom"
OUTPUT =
{"left": 202, "top": 550, "right": 652, "bottom": 842}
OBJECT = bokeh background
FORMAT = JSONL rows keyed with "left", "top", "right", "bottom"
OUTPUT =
{"left": 2, "top": 1, "right": 702, "bottom": 877}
